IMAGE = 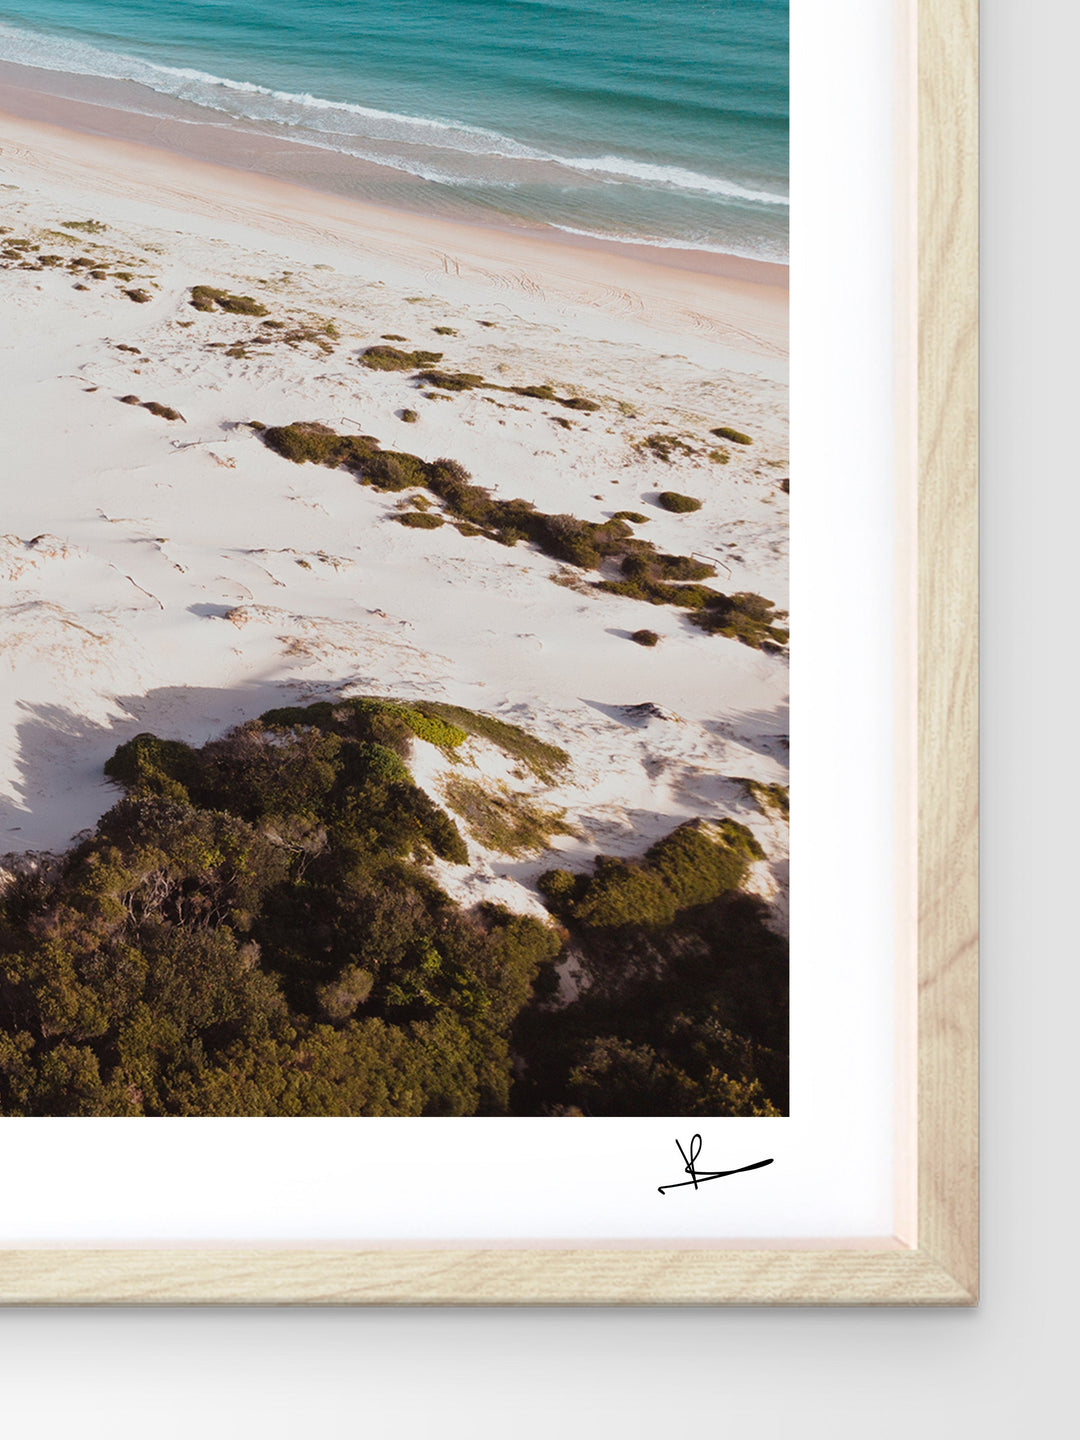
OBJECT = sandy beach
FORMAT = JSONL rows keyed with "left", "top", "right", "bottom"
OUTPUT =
{"left": 0, "top": 100, "right": 789, "bottom": 925}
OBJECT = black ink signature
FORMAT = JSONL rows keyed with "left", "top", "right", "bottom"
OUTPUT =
{"left": 658, "top": 1135, "right": 774, "bottom": 1194}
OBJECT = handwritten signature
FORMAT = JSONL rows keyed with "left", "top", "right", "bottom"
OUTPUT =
{"left": 658, "top": 1135, "right": 774, "bottom": 1194}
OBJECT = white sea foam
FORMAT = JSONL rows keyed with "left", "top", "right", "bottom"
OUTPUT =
{"left": 0, "top": 21, "right": 786, "bottom": 211}
{"left": 547, "top": 223, "right": 788, "bottom": 264}
{"left": 558, "top": 155, "right": 788, "bottom": 205}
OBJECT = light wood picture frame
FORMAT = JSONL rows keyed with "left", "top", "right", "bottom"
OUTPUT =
{"left": 0, "top": 0, "right": 977, "bottom": 1306}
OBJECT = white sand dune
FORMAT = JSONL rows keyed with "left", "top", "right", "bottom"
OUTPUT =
{"left": 0, "top": 109, "right": 789, "bottom": 922}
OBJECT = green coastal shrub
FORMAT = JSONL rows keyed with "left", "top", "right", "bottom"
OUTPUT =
{"left": 190, "top": 285, "right": 269, "bottom": 316}
{"left": 142, "top": 401, "right": 184, "bottom": 421}
{"left": 0, "top": 694, "right": 588, "bottom": 1115}
{"left": 363, "top": 450, "right": 427, "bottom": 491}
{"left": 596, "top": 553, "right": 719, "bottom": 609}
{"left": 0, "top": 692, "right": 786, "bottom": 1118}
{"left": 657, "top": 491, "right": 703, "bottom": 513}
{"left": 511, "top": 384, "right": 600, "bottom": 412}
{"left": 262, "top": 421, "right": 378, "bottom": 469}
{"left": 646, "top": 553, "right": 715, "bottom": 581}
{"left": 563, "top": 1038, "right": 781, "bottom": 1117}
{"left": 105, "top": 733, "right": 199, "bottom": 804}
{"left": 631, "top": 629, "right": 660, "bottom": 647}
{"left": 254, "top": 422, "right": 783, "bottom": 645}
{"left": 443, "top": 778, "right": 573, "bottom": 856}
{"left": 417, "top": 370, "right": 486, "bottom": 391}
{"left": 395, "top": 511, "right": 444, "bottom": 529}
{"left": 411, "top": 702, "right": 569, "bottom": 783}
{"left": 536, "top": 868, "right": 581, "bottom": 909}
{"left": 124, "top": 289, "right": 152, "bottom": 304}
{"left": 688, "top": 592, "right": 789, "bottom": 649}
{"left": 259, "top": 697, "right": 469, "bottom": 756}
{"left": 540, "top": 819, "right": 763, "bottom": 932}
{"left": 612, "top": 511, "right": 649, "bottom": 523}
{"left": 745, "top": 781, "right": 790, "bottom": 818}
{"left": 359, "top": 345, "right": 443, "bottom": 371}
{"left": 711, "top": 426, "right": 753, "bottom": 445}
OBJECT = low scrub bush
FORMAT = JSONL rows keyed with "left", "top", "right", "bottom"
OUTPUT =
{"left": 443, "top": 778, "right": 572, "bottom": 856}
{"left": 142, "top": 401, "right": 184, "bottom": 421}
{"left": 417, "top": 370, "right": 486, "bottom": 391}
{"left": 190, "top": 285, "right": 268, "bottom": 316}
{"left": 657, "top": 491, "right": 703, "bottom": 513}
{"left": 359, "top": 345, "right": 443, "bottom": 371}
{"left": 395, "top": 511, "right": 444, "bottom": 529}
{"left": 409, "top": 702, "right": 569, "bottom": 783}
{"left": 711, "top": 426, "right": 753, "bottom": 445}
{"left": 262, "top": 422, "right": 378, "bottom": 470}
{"left": 511, "top": 384, "right": 600, "bottom": 412}
{"left": 254, "top": 422, "right": 782, "bottom": 643}
{"left": 540, "top": 819, "right": 763, "bottom": 932}
{"left": 745, "top": 781, "right": 790, "bottom": 818}
{"left": 688, "top": 593, "right": 789, "bottom": 649}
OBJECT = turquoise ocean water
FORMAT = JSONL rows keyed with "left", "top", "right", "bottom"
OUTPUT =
{"left": 0, "top": 0, "right": 788, "bottom": 260}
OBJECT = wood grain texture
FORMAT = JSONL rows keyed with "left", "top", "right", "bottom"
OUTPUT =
{"left": 916, "top": 0, "right": 980, "bottom": 1302}
{"left": 0, "top": 0, "right": 978, "bottom": 1306}
{"left": 0, "top": 1249, "right": 973, "bottom": 1307}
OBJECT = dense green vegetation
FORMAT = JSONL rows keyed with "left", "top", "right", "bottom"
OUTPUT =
{"left": 257, "top": 422, "right": 787, "bottom": 650}
{"left": 0, "top": 700, "right": 787, "bottom": 1116}
{"left": 519, "top": 821, "right": 787, "bottom": 1115}
{"left": 0, "top": 699, "right": 566, "bottom": 1116}
{"left": 711, "top": 426, "right": 753, "bottom": 445}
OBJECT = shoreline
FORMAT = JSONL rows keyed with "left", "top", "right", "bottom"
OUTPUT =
{"left": 0, "top": 63, "right": 788, "bottom": 290}
{"left": 0, "top": 101, "right": 787, "bottom": 373}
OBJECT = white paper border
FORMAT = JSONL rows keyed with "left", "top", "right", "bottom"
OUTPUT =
{"left": 0, "top": 0, "right": 901, "bottom": 1243}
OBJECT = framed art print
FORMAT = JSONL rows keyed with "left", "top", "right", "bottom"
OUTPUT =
{"left": 0, "top": 0, "right": 977, "bottom": 1304}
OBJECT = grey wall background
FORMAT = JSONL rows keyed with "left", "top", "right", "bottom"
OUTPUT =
{"left": 2, "top": 2, "right": 1074, "bottom": 1432}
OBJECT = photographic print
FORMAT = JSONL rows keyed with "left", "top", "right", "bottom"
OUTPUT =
{"left": 0, "top": 0, "right": 789, "bottom": 1120}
